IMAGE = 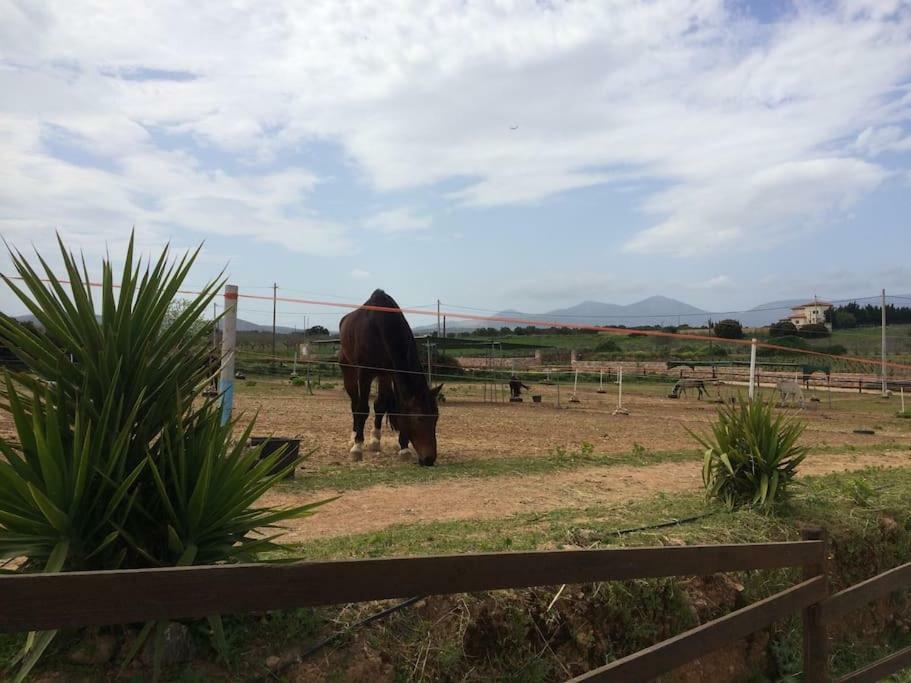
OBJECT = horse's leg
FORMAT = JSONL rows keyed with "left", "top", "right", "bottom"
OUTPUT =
{"left": 369, "top": 377, "right": 391, "bottom": 452}
{"left": 342, "top": 362, "right": 359, "bottom": 447}
{"left": 350, "top": 373, "right": 372, "bottom": 459}
{"left": 397, "top": 430, "right": 413, "bottom": 461}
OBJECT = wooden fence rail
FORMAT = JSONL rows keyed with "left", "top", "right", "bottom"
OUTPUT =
{"left": 820, "top": 559, "right": 911, "bottom": 683}
{"left": 0, "top": 541, "right": 822, "bottom": 633}
{"left": 570, "top": 577, "right": 827, "bottom": 682}
{"left": 2, "top": 532, "right": 910, "bottom": 681}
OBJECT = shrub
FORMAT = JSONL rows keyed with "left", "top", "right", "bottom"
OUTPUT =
{"left": 769, "top": 320, "right": 798, "bottom": 338}
{"left": 594, "top": 339, "right": 620, "bottom": 352}
{"left": 797, "top": 323, "right": 830, "bottom": 339}
{"left": 817, "top": 344, "right": 847, "bottom": 356}
{"left": 0, "top": 235, "right": 324, "bottom": 680}
{"left": 713, "top": 319, "right": 744, "bottom": 340}
{"left": 688, "top": 398, "right": 808, "bottom": 513}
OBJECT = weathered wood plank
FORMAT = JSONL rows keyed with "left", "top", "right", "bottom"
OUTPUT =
{"left": 836, "top": 644, "right": 911, "bottom": 683}
{"left": 801, "top": 527, "right": 829, "bottom": 683}
{"left": 567, "top": 576, "right": 827, "bottom": 683}
{"left": 0, "top": 542, "right": 822, "bottom": 633}
{"left": 820, "top": 560, "right": 911, "bottom": 624}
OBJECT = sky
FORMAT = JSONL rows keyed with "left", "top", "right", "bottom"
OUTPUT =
{"left": 1, "top": 0, "right": 910, "bottom": 331}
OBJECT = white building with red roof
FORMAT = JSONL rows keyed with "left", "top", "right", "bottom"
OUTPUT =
{"left": 788, "top": 298, "right": 833, "bottom": 330}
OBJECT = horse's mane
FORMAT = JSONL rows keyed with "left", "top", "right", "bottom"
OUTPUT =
{"left": 363, "top": 289, "right": 430, "bottom": 398}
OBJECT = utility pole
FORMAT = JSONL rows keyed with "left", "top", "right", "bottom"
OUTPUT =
{"left": 272, "top": 282, "right": 278, "bottom": 368}
{"left": 748, "top": 338, "right": 758, "bottom": 400}
{"left": 437, "top": 299, "right": 441, "bottom": 336}
{"left": 882, "top": 288, "right": 888, "bottom": 397}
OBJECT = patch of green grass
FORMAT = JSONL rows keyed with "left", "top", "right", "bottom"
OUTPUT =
{"left": 280, "top": 441, "right": 902, "bottom": 496}
{"left": 282, "top": 446, "right": 700, "bottom": 494}
{"left": 0, "top": 633, "right": 25, "bottom": 667}
{"left": 278, "top": 466, "right": 911, "bottom": 562}
{"left": 830, "top": 630, "right": 911, "bottom": 680}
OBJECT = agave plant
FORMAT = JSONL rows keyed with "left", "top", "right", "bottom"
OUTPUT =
{"left": 689, "top": 397, "right": 808, "bottom": 513}
{"left": 0, "top": 234, "right": 325, "bottom": 681}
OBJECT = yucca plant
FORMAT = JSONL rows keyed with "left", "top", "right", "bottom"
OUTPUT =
{"left": 689, "top": 397, "right": 808, "bottom": 513}
{"left": 0, "top": 234, "right": 324, "bottom": 681}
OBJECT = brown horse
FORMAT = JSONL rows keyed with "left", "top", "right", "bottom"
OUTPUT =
{"left": 339, "top": 289, "right": 442, "bottom": 466}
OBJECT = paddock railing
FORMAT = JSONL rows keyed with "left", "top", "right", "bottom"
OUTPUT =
{"left": 0, "top": 528, "right": 906, "bottom": 681}
{"left": 819, "top": 559, "right": 911, "bottom": 683}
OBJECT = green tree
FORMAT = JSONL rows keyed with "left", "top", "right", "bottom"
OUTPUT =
{"left": 834, "top": 310, "right": 857, "bottom": 329}
{"left": 797, "top": 322, "right": 830, "bottom": 339}
{"left": 769, "top": 320, "right": 798, "bottom": 338}
{"left": 713, "top": 319, "right": 744, "bottom": 340}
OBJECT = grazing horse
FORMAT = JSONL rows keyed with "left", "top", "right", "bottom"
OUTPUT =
{"left": 668, "top": 378, "right": 707, "bottom": 400}
{"left": 339, "top": 290, "right": 442, "bottom": 466}
{"left": 776, "top": 379, "right": 805, "bottom": 408}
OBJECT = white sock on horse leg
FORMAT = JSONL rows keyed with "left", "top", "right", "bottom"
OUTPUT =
{"left": 367, "top": 428, "right": 381, "bottom": 451}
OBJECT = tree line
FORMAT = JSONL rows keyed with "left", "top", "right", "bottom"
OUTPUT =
{"left": 825, "top": 302, "right": 911, "bottom": 329}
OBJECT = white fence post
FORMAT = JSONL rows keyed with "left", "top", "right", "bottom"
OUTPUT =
{"left": 219, "top": 284, "right": 238, "bottom": 425}
{"left": 748, "top": 337, "right": 758, "bottom": 401}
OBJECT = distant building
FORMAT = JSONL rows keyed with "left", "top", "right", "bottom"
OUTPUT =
{"left": 788, "top": 298, "right": 833, "bottom": 330}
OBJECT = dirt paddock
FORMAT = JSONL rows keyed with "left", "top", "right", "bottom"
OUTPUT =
{"left": 235, "top": 379, "right": 911, "bottom": 541}
{"left": 238, "top": 379, "right": 909, "bottom": 467}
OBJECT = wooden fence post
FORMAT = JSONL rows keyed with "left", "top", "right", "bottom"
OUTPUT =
{"left": 802, "top": 526, "right": 829, "bottom": 682}
{"left": 219, "top": 284, "right": 238, "bottom": 425}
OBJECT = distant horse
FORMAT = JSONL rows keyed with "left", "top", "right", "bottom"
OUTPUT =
{"left": 776, "top": 380, "right": 805, "bottom": 408}
{"left": 339, "top": 290, "right": 442, "bottom": 466}
{"left": 668, "top": 378, "right": 708, "bottom": 400}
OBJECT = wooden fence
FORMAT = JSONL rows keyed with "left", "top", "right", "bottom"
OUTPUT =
{"left": 0, "top": 528, "right": 909, "bottom": 681}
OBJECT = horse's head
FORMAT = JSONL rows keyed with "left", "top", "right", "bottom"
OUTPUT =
{"left": 399, "top": 384, "right": 443, "bottom": 466}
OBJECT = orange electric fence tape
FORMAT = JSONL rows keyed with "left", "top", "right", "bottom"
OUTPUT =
{"left": 234, "top": 292, "right": 911, "bottom": 373}
{"left": 3, "top": 274, "right": 910, "bottom": 373}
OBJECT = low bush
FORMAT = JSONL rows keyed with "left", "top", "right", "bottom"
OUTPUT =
{"left": 0, "top": 235, "right": 324, "bottom": 681}
{"left": 689, "top": 398, "right": 808, "bottom": 513}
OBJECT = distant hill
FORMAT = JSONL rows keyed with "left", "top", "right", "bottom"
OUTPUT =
{"left": 419, "top": 294, "right": 911, "bottom": 333}
{"left": 233, "top": 318, "right": 297, "bottom": 334}
{"left": 419, "top": 296, "right": 712, "bottom": 331}
{"left": 10, "top": 314, "right": 298, "bottom": 335}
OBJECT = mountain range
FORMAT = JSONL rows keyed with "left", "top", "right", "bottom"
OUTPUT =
{"left": 418, "top": 294, "right": 911, "bottom": 332}
{"left": 12, "top": 294, "right": 909, "bottom": 334}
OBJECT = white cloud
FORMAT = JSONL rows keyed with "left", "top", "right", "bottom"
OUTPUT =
{"left": 1, "top": 0, "right": 910, "bottom": 258}
{"left": 624, "top": 158, "right": 888, "bottom": 255}
{"left": 363, "top": 208, "right": 431, "bottom": 234}
{"left": 501, "top": 272, "right": 647, "bottom": 303}
{"left": 855, "top": 126, "right": 911, "bottom": 156}
{"left": 693, "top": 275, "right": 733, "bottom": 289}
{"left": 350, "top": 268, "right": 371, "bottom": 280}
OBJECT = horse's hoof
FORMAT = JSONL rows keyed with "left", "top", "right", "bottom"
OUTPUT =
{"left": 398, "top": 448, "right": 414, "bottom": 461}
{"left": 350, "top": 442, "right": 364, "bottom": 461}
{"left": 367, "top": 438, "right": 381, "bottom": 452}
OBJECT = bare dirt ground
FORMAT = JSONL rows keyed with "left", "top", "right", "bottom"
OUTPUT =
{"left": 236, "top": 380, "right": 910, "bottom": 468}
{"left": 262, "top": 448, "right": 911, "bottom": 542}
{"left": 1, "top": 379, "right": 907, "bottom": 545}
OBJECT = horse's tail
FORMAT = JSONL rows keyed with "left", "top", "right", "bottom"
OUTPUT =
{"left": 386, "top": 392, "right": 400, "bottom": 432}
{"left": 377, "top": 376, "right": 399, "bottom": 431}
